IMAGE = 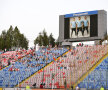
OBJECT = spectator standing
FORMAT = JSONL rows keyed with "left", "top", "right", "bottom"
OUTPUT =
{"left": 100, "top": 86, "right": 104, "bottom": 90}
{"left": 26, "top": 85, "right": 30, "bottom": 90}
{"left": 40, "top": 83, "right": 43, "bottom": 88}
{"left": 32, "top": 83, "right": 36, "bottom": 88}
{"left": 71, "top": 85, "right": 73, "bottom": 90}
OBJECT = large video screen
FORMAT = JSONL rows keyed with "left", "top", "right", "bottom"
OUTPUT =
{"left": 64, "top": 11, "right": 98, "bottom": 39}
{"left": 70, "top": 16, "right": 90, "bottom": 38}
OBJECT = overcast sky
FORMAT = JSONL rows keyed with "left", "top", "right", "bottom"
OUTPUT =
{"left": 0, "top": 0, "right": 108, "bottom": 47}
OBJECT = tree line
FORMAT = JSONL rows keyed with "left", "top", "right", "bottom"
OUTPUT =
{"left": 0, "top": 26, "right": 108, "bottom": 50}
{"left": 0, "top": 26, "right": 28, "bottom": 50}
{"left": 2, "top": 26, "right": 108, "bottom": 50}
{"left": 0, "top": 27, "right": 58, "bottom": 51}
{"left": 34, "top": 29, "right": 57, "bottom": 47}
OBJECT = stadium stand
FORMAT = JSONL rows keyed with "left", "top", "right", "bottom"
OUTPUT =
{"left": 0, "top": 47, "right": 68, "bottom": 88}
{"left": 19, "top": 45, "right": 108, "bottom": 89}
{"left": 78, "top": 57, "right": 108, "bottom": 89}
{"left": 0, "top": 49, "right": 33, "bottom": 70}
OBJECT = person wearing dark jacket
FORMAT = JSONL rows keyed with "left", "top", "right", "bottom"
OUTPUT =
{"left": 32, "top": 83, "right": 36, "bottom": 88}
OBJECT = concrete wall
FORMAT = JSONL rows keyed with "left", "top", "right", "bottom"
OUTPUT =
{"left": 59, "top": 15, "right": 64, "bottom": 42}
{"left": 98, "top": 10, "right": 107, "bottom": 39}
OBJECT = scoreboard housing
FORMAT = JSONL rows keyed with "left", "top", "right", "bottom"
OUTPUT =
{"left": 59, "top": 10, "right": 107, "bottom": 42}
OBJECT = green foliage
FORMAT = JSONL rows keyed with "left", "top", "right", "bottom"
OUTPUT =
{"left": 55, "top": 37, "right": 59, "bottom": 46}
{"left": 34, "top": 29, "right": 56, "bottom": 47}
{"left": 38, "top": 33, "right": 43, "bottom": 46}
{"left": 49, "top": 33, "right": 55, "bottom": 47}
{"left": 0, "top": 30, "right": 7, "bottom": 50}
{"left": 0, "top": 25, "right": 29, "bottom": 50}
{"left": 42, "top": 30, "right": 49, "bottom": 46}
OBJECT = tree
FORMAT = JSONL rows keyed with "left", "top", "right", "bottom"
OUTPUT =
{"left": 0, "top": 26, "right": 29, "bottom": 50}
{"left": 34, "top": 37, "right": 39, "bottom": 46}
{"left": 38, "top": 32, "right": 43, "bottom": 46}
{"left": 34, "top": 29, "right": 56, "bottom": 47}
{"left": 1, "top": 30, "right": 7, "bottom": 50}
{"left": 42, "top": 30, "right": 49, "bottom": 46}
{"left": 6, "top": 25, "right": 14, "bottom": 50}
{"left": 12, "top": 26, "right": 28, "bottom": 49}
{"left": 34, "top": 30, "right": 49, "bottom": 47}
{"left": 19, "top": 34, "right": 29, "bottom": 49}
{"left": 49, "top": 33, "right": 55, "bottom": 47}
{"left": 13, "top": 26, "right": 20, "bottom": 47}
{"left": 34, "top": 32, "right": 43, "bottom": 46}
{"left": 55, "top": 37, "right": 59, "bottom": 47}
{"left": 0, "top": 35, "right": 3, "bottom": 50}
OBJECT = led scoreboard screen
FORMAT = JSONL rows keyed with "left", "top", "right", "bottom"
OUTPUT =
{"left": 64, "top": 10, "right": 98, "bottom": 39}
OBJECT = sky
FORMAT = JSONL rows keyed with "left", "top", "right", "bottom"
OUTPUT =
{"left": 0, "top": 0, "right": 108, "bottom": 47}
